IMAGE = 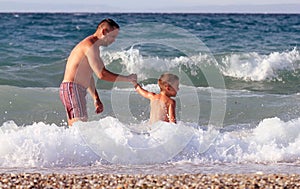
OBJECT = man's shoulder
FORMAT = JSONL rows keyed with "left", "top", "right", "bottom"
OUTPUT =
{"left": 77, "top": 36, "right": 98, "bottom": 52}
{"left": 81, "top": 36, "right": 94, "bottom": 46}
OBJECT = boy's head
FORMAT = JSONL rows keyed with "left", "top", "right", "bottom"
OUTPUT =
{"left": 158, "top": 73, "right": 179, "bottom": 97}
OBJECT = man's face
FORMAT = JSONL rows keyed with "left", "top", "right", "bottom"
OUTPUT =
{"left": 103, "top": 29, "right": 119, "bottom": 46}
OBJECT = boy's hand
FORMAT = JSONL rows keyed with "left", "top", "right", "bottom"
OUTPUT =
{"left": 132, "top": 80, "right": 139, "bottom": 89}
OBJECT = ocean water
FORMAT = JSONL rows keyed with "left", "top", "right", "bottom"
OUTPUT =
{"left": 1, "top": 13, "right": 300, "bottom": 174}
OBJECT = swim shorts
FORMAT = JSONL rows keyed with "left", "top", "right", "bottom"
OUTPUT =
{"left": 59, "top": 82, "right": 88, "bottom": 120}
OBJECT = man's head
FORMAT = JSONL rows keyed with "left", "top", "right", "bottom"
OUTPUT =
{"left": 97, "top": 18, "right": 120, "bottom": 31}
{"left": 97, "top": 18, "right": 120, "bottom": 46}
{"left": 158, "top": 73, "right": 179, "bottom": 97}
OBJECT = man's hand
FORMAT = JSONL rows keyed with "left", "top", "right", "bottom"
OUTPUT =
{"left": 94, "top": 99, "right": 104, "bottom": 114}
{"left": 127, "top": 74, "right": 137, "bottom": 83}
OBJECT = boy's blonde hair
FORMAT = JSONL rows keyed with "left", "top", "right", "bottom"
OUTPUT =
{"left": 158, "top": 73, "right": 179, "bottom": 90}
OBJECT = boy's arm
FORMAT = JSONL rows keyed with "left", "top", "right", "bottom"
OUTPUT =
{"left": 134, "top": 83, "right": 155, "bottom": 100}
{"left": 168, "top": 100, "right": 176, "bottom": 123}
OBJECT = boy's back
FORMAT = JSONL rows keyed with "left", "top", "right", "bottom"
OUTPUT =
{"left": 149, "top": 94, "right": 176, "bottom": 124}
{"left": 133, "top": 73, "right": 179, "bottom": 124}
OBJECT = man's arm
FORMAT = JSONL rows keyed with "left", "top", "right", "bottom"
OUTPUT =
{"left": 87, "top": 77, "right": 103, "bottom": 114}
{"left": 100, "top": 67, "right": 137, "bottom": 82}
{"left": 86, "top": 46, "right": 137, "bottom": 83}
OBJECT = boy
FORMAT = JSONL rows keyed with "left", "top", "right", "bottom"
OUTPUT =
{"left": 133, "top": 73, "right": 179, "bottom": 124}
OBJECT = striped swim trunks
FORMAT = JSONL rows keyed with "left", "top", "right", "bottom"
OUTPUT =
{"left": 59, "top": 82, "right": 88, "bottom": 120}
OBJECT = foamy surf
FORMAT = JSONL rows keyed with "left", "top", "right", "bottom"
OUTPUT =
{"left": 1, "top": 116, "right": 300, "bottom": 170}
{"left": 77, "top": 118, "right": 194, "bottom": 164}
{"left": 219, "top": 48, "right": 300, "bottom": 81}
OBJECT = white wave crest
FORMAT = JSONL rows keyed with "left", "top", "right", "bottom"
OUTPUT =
{"left": 221, "top": 48, "right": 300, "bottom": 81}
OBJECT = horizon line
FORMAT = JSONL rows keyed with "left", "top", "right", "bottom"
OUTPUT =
{"left": 1, "top": 11, "right": 300, "bottom": 14}
{"left": 0, "top": 3, "right": 299, "bottom": 14}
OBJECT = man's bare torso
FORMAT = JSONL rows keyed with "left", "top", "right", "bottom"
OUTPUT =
{"left": 63, "top": 36, "right": 99, "bottom": 88}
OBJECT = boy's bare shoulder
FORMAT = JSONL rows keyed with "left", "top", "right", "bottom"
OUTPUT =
{"left": 150, "top": 93, "right": 161, "bottom": 100}
{"left": 169, "top": 98, "right": 176, "bottom": 105}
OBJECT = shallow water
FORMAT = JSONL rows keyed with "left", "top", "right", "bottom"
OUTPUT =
{"left": 1, "top": 13, "right": 300, "bottom": 174}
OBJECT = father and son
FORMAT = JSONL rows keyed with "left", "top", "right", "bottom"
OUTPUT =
{"left": 60, "top": 18, "right": 179, "bottom": 126}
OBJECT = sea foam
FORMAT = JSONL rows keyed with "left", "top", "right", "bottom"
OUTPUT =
{"left": 1, "top": 116, "right": 300, "bottom": 168}
{"left": 220, "top": 48, "right": 300, "bottom": 81}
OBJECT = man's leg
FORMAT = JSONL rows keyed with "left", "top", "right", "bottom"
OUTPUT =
{"left": 68, "top": 117, "right": 88, "bottom": 126}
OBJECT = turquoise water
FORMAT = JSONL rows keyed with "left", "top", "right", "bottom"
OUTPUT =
{"left": 0, "top": 13, "right": 300, "bottom": 174}
{"left": 1, "top": 13, "right": 299, "bottom": 90}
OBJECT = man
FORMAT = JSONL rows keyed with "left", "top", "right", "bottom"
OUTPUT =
{"left": 60, "top": 18, "right": 137, "bottom": 126}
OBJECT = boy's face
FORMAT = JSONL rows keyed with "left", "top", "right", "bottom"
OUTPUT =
{"left": 168, "top": 80, "right": 179, "bottom": 97}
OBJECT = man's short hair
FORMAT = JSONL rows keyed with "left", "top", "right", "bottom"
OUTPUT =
{"left": 97, "top": 18, "right": 120, "bottom": 30}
